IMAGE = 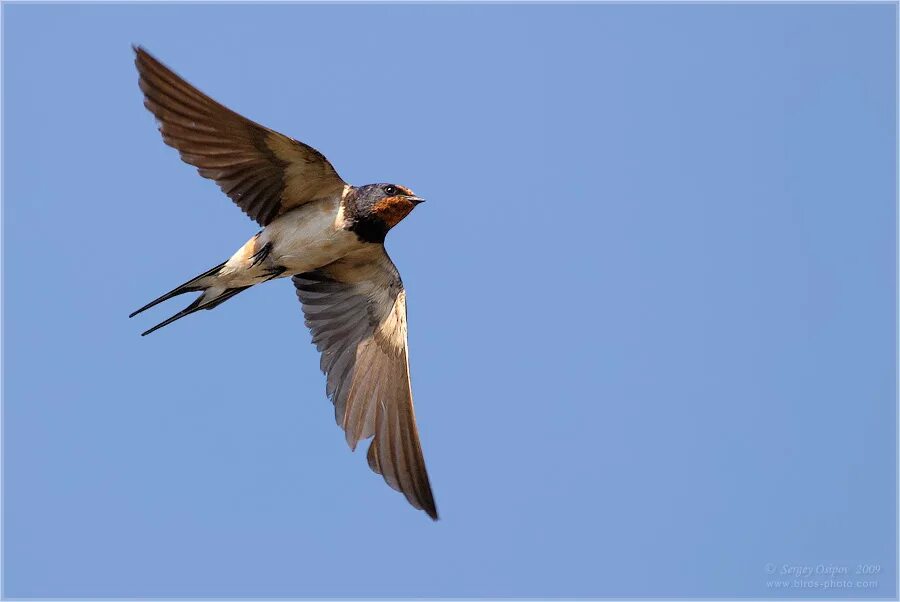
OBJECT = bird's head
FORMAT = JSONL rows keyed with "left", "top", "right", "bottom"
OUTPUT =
{"left": 347, "top": 183, "right": 425, "bottom": 242}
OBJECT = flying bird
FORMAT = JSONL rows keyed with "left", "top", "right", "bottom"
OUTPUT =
{"left": 130, "top": 46, "right": 437, "bottom": 520}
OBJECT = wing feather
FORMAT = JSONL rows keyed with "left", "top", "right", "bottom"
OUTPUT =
{"left": 293, "top": 247, "right": 438, "bottom": 519}
{"left": 134, "top": 46, "right": 346, "bottom": 226}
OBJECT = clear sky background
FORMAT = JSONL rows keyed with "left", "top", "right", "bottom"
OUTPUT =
{"left": 2, "top": 3, "right": 896, "bottom": 599}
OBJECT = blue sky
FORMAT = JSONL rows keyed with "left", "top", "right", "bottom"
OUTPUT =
{"left": 2, "top": 2, "right": 896, "bottom": 598}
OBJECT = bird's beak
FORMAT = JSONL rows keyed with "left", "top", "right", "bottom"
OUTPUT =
{"left": 406, "top": 196, "right": 425, "bottom": 205}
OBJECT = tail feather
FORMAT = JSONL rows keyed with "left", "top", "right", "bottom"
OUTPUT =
{"left": 138, "top": 285, "right": 252, "bottom": 336}
{"left": 131, "top": 261, "right": 253, "bottom": 336}
{"left": 140, "top": 296, "right": 205, "bottom": 336}
{"left": 129, "top": 261, "right": 226, "bottom": 318}
{"left": 199, "top": 285, "right": 251, "bottom": 310}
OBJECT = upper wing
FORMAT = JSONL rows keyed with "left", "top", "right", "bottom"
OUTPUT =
{"left": 134, "top": 46, "right": 347, "bottom": 226}
{"left": 292, "top": 247, "right": 438, "bottom": 520}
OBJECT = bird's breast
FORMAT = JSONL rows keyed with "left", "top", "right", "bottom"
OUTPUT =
{"left": 262, "top": 198, "right": 363, "bottom": 274}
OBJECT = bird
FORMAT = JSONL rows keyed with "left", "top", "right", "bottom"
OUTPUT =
{"left": 129, "top": 46, "right": 438, "bottom": 520}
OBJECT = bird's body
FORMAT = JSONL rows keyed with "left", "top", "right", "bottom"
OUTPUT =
{"left": 130, "top": 47, "right": 437, "bottom": 519}
{"left": 222, "top": 192, "right": 356, "bottom": 287}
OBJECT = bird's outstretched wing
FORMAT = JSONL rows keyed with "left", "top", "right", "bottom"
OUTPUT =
{"left": 293, "top": 247, "right": 438, "bottom": 519}
{"left": 134, "top": 46, "right": 347, "bottom": 226}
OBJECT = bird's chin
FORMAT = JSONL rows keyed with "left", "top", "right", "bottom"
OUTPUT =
{"left": 374, "top": 196, "right": 418, "bottom": 228}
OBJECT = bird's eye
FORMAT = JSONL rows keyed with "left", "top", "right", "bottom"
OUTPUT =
{"left": 383, "top": 185, "right": 397, "bottom": 196}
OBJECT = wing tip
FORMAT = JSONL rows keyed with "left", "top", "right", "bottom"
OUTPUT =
{"left": 133, "top": 44, "right": 149, "bottom": 63}
{"left": 420, "top": 482, "right": 439, "bottom": 521}
{"left": 133, "top": 45, "right": 152, "bottom": 79}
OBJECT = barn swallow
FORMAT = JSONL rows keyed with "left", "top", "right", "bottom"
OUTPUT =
{"left": 130, "top": 47, "right": 437, "bottom": 520}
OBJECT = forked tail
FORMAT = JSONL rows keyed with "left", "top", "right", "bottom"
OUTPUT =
{"left": 129, "top": 261, "right": 250, "bottom": 336}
